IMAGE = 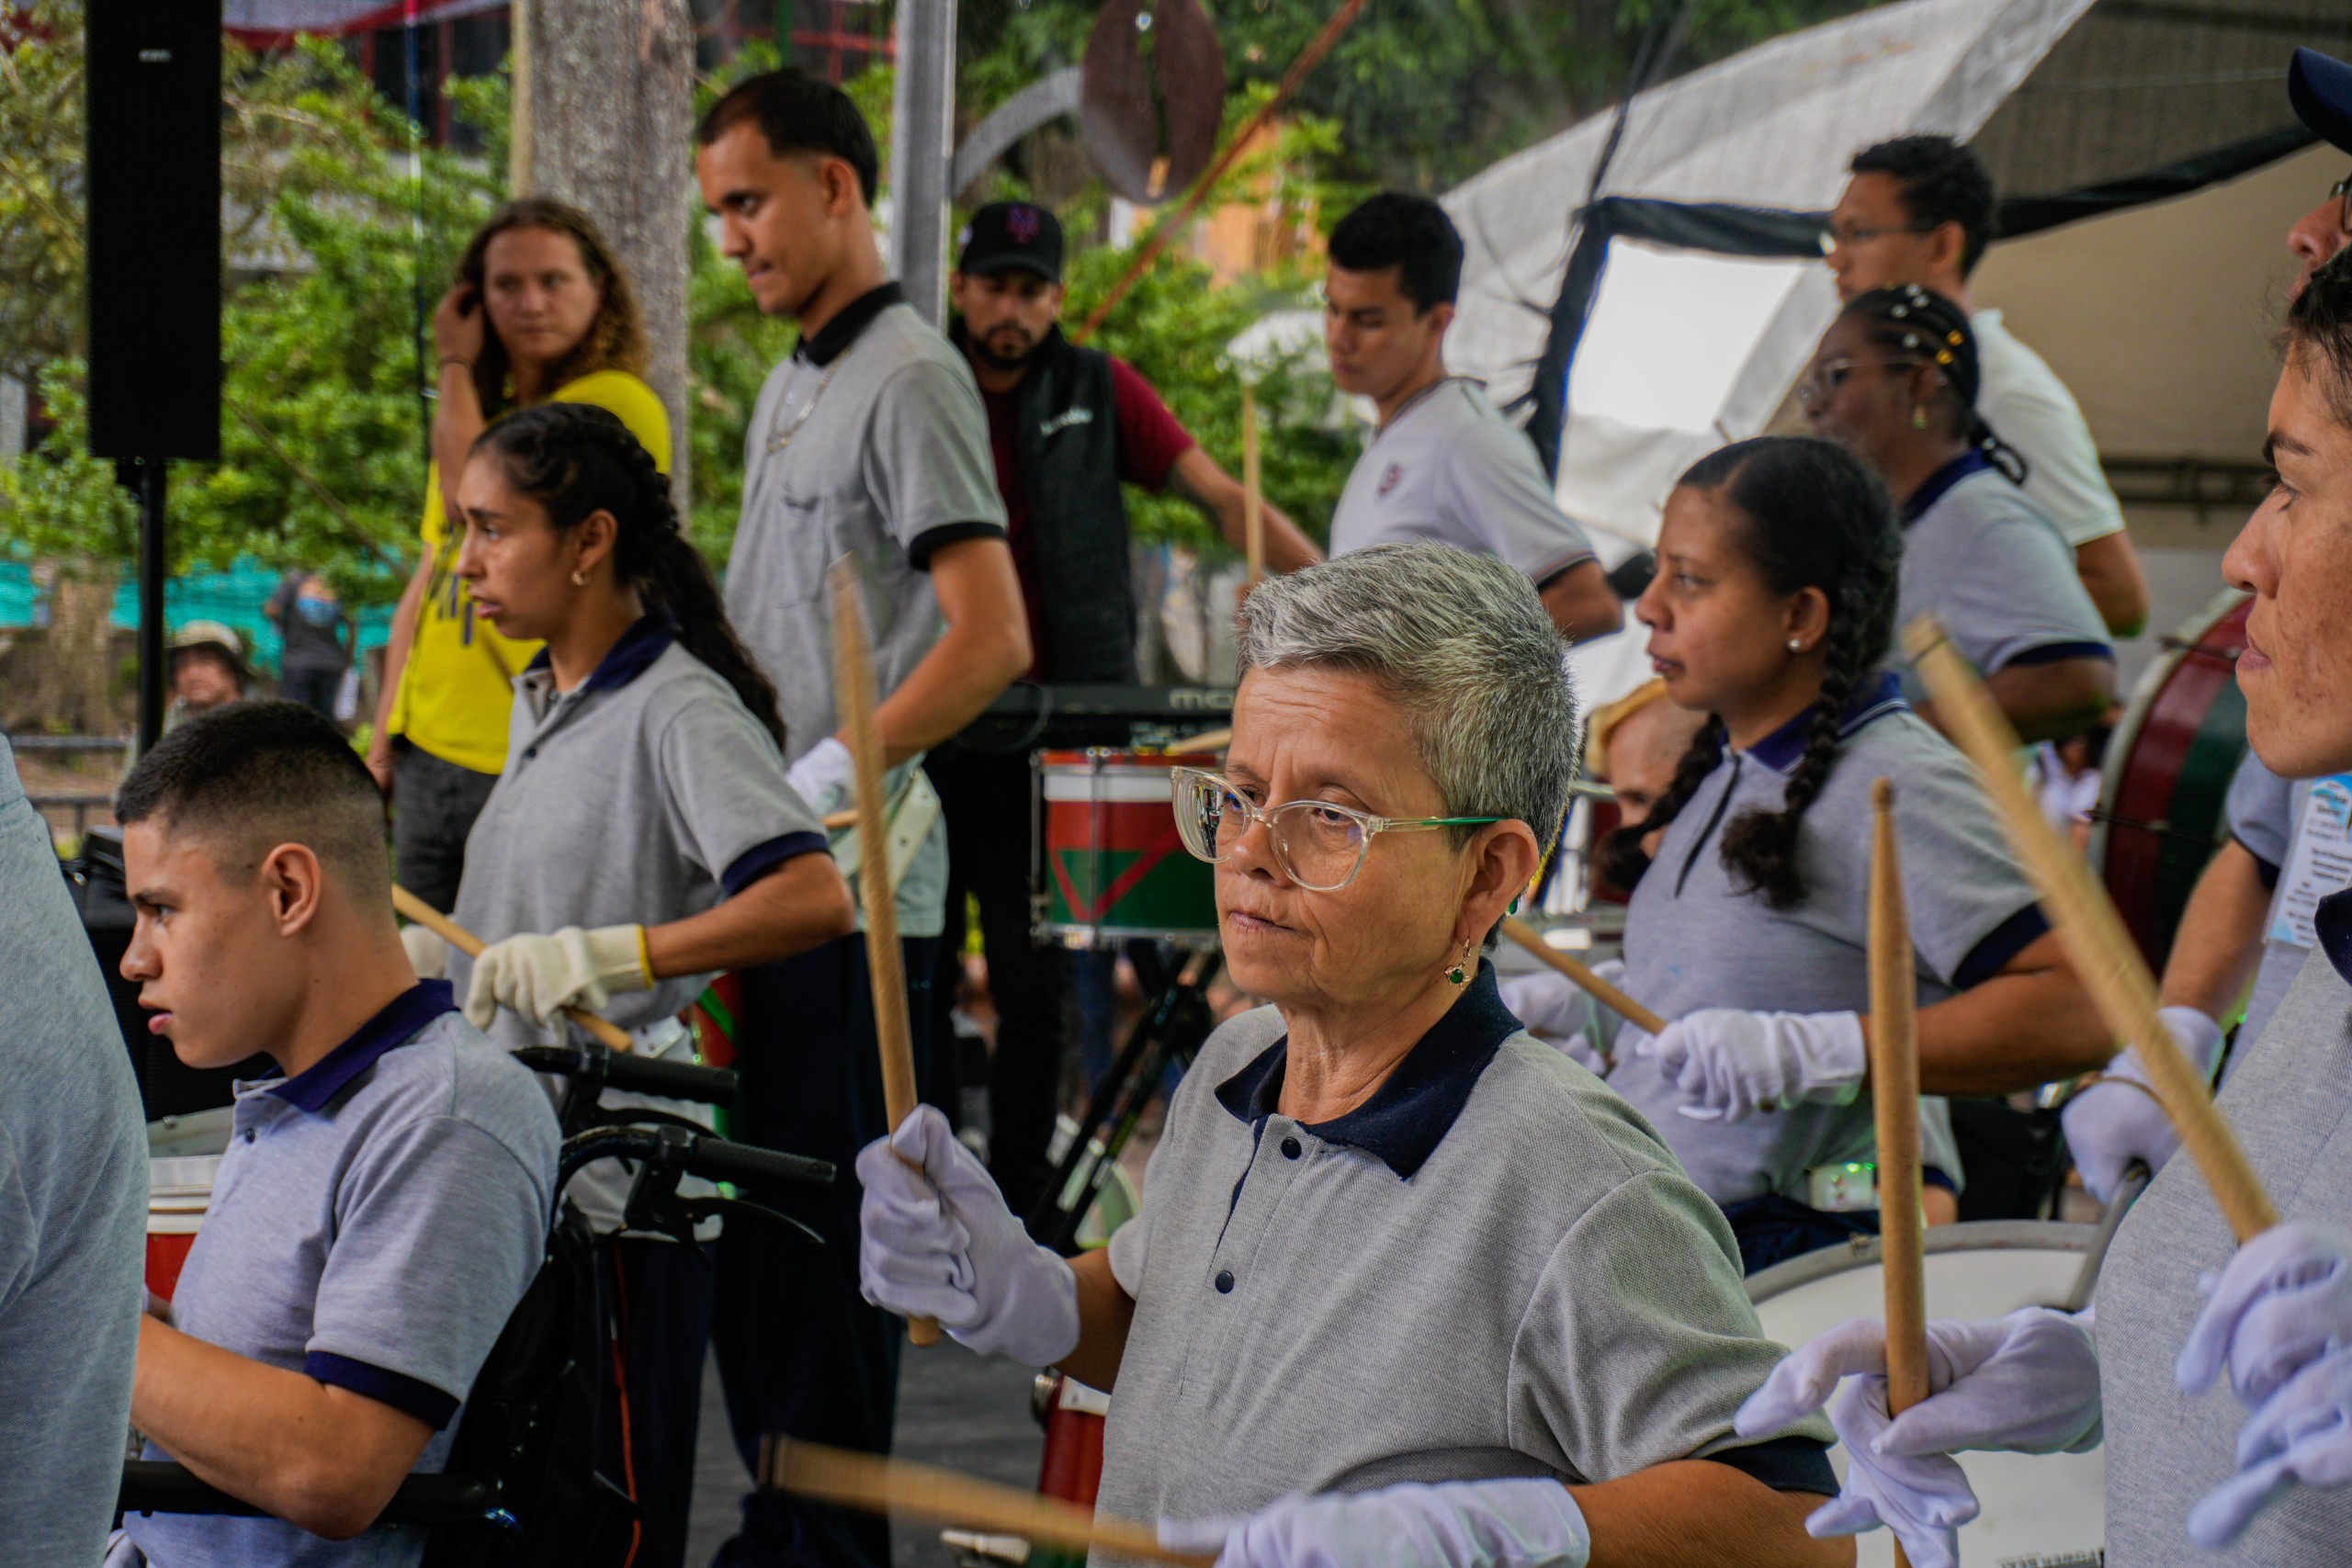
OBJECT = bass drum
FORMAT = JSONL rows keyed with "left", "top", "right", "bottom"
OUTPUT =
{"left": 1747, "top": 1223, "right": 2110, "bottom": 1567}
{"left": 2093, "top": 588, "right": 2252, "bottom": 973}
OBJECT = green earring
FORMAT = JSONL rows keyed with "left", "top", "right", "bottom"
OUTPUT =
{"left": 1911, "top": 404, "right": 1928, "bottom": 430}
{"left": 1447, "top": 942, "right": 1473, "bottom": 986}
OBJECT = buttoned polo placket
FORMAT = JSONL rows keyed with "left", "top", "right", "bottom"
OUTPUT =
{"left": 1178, "top": 1110, "right": 1322, "bottom": 1403}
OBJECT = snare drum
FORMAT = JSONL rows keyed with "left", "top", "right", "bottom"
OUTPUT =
{"left": 1036, "top": 750, "right": 1221, "bottom": 949}
{"left": 147, "top": 1154, "right": 218, "bottom": 1301}
{"left": 1748, "top": 1222, "right": 2107, "bottom": 1566}
{"left": 2095, "top": 588, "right": 2251, "bottom": 972}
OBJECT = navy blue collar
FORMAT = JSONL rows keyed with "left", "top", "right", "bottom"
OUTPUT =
{"left": 2318, "top": 889, "right": 2352, "bottom": 987}
{"left": 797, "top": 282, "right": 905, "bottom": 367}
{"left": 1214, "top": 962, "right": 1519, "bottom": 1179}
{"left": 522, "top": 612, "right": 676, "bottom": 694}
{"left": 267, "top": 981, "right": 458, "bottom": 1112}
{"left": 1902, "top": 450, "right": 1991, "bottom": 525}
{"left": 1744, "top": 671, "right": 1906, "bottom": 774}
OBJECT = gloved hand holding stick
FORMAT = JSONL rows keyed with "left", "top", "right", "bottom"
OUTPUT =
{"left": 390, "top": 885, "right": 636, "bottom": 1054}
{"left": 830, "top": 558, "right": 941, "bottom": 1348}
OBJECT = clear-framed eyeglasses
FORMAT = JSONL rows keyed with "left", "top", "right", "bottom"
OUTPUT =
{"left": 1170, "top": 767, "right": 1502, "bottom": 893}
{"left": 2332, "top": 170, "right": 2352, "bottom": 237}
{"left": 1796, "top": 355, "right": 1922, "bottom": 410}
{"left": 1817, "top": 220, "right": 1938, "bottom": 255}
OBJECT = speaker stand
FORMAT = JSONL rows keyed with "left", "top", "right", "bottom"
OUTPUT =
{"left": 118, "top": 459, "right": 168, "bottom": 750}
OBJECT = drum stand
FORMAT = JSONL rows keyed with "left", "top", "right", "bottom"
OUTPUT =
{"left": 1025, "top": 944, "right": 1221, "bottom": 1254}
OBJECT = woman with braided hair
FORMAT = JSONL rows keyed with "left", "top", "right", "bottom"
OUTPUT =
{"left": 435, "top": 400, "right": 856, "bottom": 1566}
{"left": 1558, "top": 435, "right": 2109, "bottom": 1271}
{"left": 1804, "top": 282, "right": 2114, "bottom": 744}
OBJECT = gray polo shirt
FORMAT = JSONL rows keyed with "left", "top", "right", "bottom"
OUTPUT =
{"left": 725, "top": 283, "right": 1008, "bottom": 937}
{"left": 125, "top": 986, "right": 558, "bottom": 1568}
{"left": 2222, "top": 753, "right": 2352, "bottom": 1055}
{"left": 2096, "top": 904, "right": 2352, "bottom": 1565}
{"left": 1619, "top": 679, "right": 2047, "bottom": 1205}
{"left": 0, "top": 737, "right": 146, "bottom": 1568}
{"left": 1894, "top": 455, "right": 2112, "bottom": 705}
{"left": 1090, "top": 967, "right": 1833, "bottom": 1562}
{"left": 450, "top": 617, "right": 827, "bottom": 1227}
{"left": 1330, "top": 378, "right": 1598, "bottom": 588}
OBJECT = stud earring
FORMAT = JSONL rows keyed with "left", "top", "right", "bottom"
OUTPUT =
{"left": 1911, "top": 405, "right": 1928, "bottom": 431}
{"left": 1787, "top": 637, "right": 1803, "bottom": 652}
{"left": 571, "top": 569, "right": 588, "bottom": 587}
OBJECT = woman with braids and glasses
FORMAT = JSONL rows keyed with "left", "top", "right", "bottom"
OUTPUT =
{"left": 425, "top": 402, "right": 854, "bottom": 1567}
{"left": 1551, "top": 436, "right": 2108, "bottom": 1274}
{"left": 1802, "top": 284, "right": 2114, "bottom": 746}
{"left": 859, "top": 544, "right": 1851, "bottom": 1568}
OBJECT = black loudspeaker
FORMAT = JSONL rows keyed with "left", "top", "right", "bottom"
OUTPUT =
{"left": 85, "top": 1, "right": 221, "bottom": 461}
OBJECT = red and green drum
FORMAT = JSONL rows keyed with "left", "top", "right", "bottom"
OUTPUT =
{"left": 1035, "top": 749, "right": 1222, "bottom": 949}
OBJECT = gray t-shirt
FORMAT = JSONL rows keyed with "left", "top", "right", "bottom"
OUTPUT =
{"left": 1894, "top": 458, "right": 2112, "bottom": 705}
{"left": 126, "top": 994, "right": 558, "bottom": 1568}
{"left": 2097, "top": 937, "right": 2352, "bottom": 1565}
{"left": 725, "top": 288, "right": 1008, "bottom": 936}
{"left": 1330, "top": 378, "right": 1598, "bottom": 587}
{"left": 1091, "top": 971, "right": 1832, "bottom": 1562}
{"left": 0, "top": 737, "right": 146, "bottom": 1568}
{"left": 451, "top": 623, "right": 826, "bottom": 1229}
{"left": 1619, "top": 686, "right": 2042, "bottom": 1204}
{"left": 2222, "top": 753, "right": 2352, "bottom": 1055}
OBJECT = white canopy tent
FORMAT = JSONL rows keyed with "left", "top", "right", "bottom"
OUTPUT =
{"left": 1441, "top": 0, "right": 2347, "bottom": 704}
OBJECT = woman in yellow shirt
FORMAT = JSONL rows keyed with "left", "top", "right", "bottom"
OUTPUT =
{"left": 367, "top": 197, "right": 673, "bottom": 910}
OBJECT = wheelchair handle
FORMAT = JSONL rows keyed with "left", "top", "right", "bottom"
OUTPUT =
{"left": 514, "top": 1043, "right": 740, "bottom": 1106}
{"left": 558, "top": 1124, "right": 833, "bottom": 1195}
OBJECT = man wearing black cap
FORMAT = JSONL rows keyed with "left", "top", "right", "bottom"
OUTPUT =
{"left": 938, "top": 199, "right": 1319, "bottom": 1214}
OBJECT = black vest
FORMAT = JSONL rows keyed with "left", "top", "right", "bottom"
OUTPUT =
{"left": 961, "top": 321, "right": 1137, "bottom": 684}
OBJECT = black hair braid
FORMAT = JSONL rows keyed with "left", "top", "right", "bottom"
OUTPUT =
{"left": 1842, "top": 284, "right": 2030, "bottom": 488}
{"left": 1597, "top": 716, "right": 1724, "bottom": 891}
{"left": 474, "top": 403, "right": 789, "bottom": 750}
{"left": 1718, "top": 605, "right": 1870, "bottom": 908}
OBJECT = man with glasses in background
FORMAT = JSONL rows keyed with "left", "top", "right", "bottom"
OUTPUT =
{"left": 1821, "top": 134, "right": 2154, "bottom": 640}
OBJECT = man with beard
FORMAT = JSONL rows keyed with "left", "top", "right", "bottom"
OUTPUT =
{"left": 937, "top": 199, "right": 1320, "bottom": 1214}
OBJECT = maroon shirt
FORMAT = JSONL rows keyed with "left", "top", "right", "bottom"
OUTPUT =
{"left": 981, "top": 355, "right": 1195, "bottom": 681}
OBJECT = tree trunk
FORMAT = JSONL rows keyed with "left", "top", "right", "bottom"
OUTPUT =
{"left": 512, "top": 0, "right": 694, "bottom": 513}
{"left": 14, "top": 560, "right": 121, "bottom": 735}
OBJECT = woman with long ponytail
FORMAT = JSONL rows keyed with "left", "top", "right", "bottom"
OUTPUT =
{"left": 1530, "top": 435, "right": 2109, "bottom": 1273}
{"left": 1802, "top": 282, "right": 2114, "bottom": 744}
{"left": 433, "top": 400, "right": 856, "bottom": 1565}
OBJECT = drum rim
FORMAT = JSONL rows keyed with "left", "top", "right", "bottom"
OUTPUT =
{"left": 1744, "top": 1219, "right": 2101, "bottom": 1304}
{"left": 2089, "top": 583, "right": 2250, "bottom": 872}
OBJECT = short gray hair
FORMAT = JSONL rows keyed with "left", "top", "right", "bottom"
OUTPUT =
{"left": 1236, "top": 544, "right": 1581, "bottom": 845}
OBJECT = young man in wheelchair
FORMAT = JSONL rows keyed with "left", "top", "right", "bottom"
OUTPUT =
{"left": 111, "top": 702, "right": 560, "bottom": 1565}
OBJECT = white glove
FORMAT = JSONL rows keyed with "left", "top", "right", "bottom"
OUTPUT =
{"left": 463, "top": 924, "right": 650, "bottom": 1031}
{"left": 1645, "top": 1008, "right": 1865, "bottom": 1122}
{"left": 1159, "top": 1479, "right": 1590, "bottom": 1568}
{"left": 2062, "top": 1005, "right": 2223, "bottom": 1204}
{"left": 790, "top": 736, "right": 856, "bottom": 818}
{"left": 1497, "top": 962, "right": 1625, "bottom": 1077}
{"left": 1735, "top": 1310, "right": 2101, "bottom": 1567}
{"left": 401, "top": 921, "right": 449, "bottom": 980}
{"left": 856, "top": 1104, "right": 1080, "bottom": 1366}
{"left": 2188, "top": 1339, "right": 2352, "bottom": 1548}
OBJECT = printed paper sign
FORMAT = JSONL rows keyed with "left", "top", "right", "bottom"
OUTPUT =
{"left": 2269, "top": 775, "right": 2352, "bottom": 950}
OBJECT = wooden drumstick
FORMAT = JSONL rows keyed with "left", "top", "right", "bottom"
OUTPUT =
{"left": 1242, "top": 384, "right": 1264, "bottom": 587}
{"left": 391, "top": 885, "right": 637, "bottom": 1054}
{"left": 1867, "top": 780, "right": 1928, "bottom": 1568}
{"left": 1500, "top": 916, "right": 1667, "bottom": 1038}
{"left": 1904, "top": 617, "right": 2277, "bottom": 1241}
{"left": 762, "top": 1438, "right": 1212, "bottom": 1567}
{"left": 1170, "top": 725, "right": 1232, "bottom": 754}
{"left": 829, "top": 559, "right": 942, "bottom": 1348}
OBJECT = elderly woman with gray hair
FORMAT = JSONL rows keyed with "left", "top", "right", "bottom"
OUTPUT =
{"left": 858, "top": 545, "right": 1844, "bottom": 1568}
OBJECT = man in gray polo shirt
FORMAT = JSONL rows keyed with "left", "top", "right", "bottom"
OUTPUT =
{"left": 695, "top": 69, "right": 1030, "bottom": 1568}
{"left": 0, "top": 735, "right": 146, "bottom": 1568}
{"left": 110, "top": 703, "right": 556, "bottom": 1567}
{"left": 1324, "top": 192, "right": 1623, "bottom": 645}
